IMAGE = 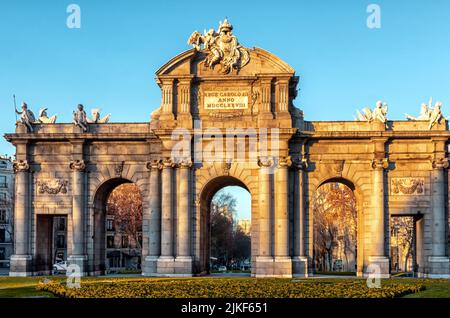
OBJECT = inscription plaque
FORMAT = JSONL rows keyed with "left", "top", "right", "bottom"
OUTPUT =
{"left": 204, "top": 90, "right": 248, "bottom": 110}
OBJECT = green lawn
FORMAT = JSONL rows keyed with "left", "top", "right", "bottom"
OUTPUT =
{"left": 0, "top": 276, "right": 449, "bottom": 298}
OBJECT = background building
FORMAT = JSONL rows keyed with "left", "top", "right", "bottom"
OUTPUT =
{"left": 237, "top": 219, "right": 251, "bottom": 236}
{"left": 0, "top": 156, "right": 14, "bottom": 270}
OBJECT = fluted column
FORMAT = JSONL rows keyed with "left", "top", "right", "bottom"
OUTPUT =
{"left": 160, "top": 158, "right": 175, "bottom": 258}
{"left": 177, "top": 159, "right": 192, "bottom": 257}
{"left": 293, "top": 159, "right": 307, "bottom": 257}
{"left": 368, "top": 158, "right": 389, "bottom": 277}
{"left": 12, "top": 160, "right": 30, "bottom": 256}
{"left": 275, "top": 156, "right": 291, "bottom": 257}
{"left": 431, "top": 158, "right": 448, "bottom": 256}
{"left": 273, "top": 156, "right": 292, "bottom": 277}
{"left": 67, "top": 159, "right": 87, "bottom": 275}
{"left": 428, "top": 157, "right": 450, "bottom": 277}
{"left": 292, "top": 158, "right": 309, "bottom": 277}
{"left": 148, "top": 160, "right": 162, "bottom": 256}
{"left": 257, "top": 157, "right": 274, "bottom": 259}
{"left": 174, "top": 159, "right": 193, "bottom": 275}
{"left": 69, "top": 160, "right": 86, "bottom": 256}
{"left": 371, "top": 158, "right": 387, "bottom": 256}
{"left": 159, "top": 80, "right": 175, "bottom": 121}
{"left": 143, "top": 160, "right": 161, "bottom": 275}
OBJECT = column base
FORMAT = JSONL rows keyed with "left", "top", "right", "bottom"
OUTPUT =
{"left": 156, "top": 256, "right": 194, "bottom": 276}
{"left": 292, "top": 256, "right": 309, "bottom": 277}
{"left": 174, "top": 256, "right": 193, "bottom": 275}
{"left": 364, "top": 256, "right": 390, "bottom": 278}
{"left": 142, "top": 256, "right": 158, "bottom": 276}
{"left": 9, "top": 255, "right": 33, "bottom": 277}
{"left": 67, "top": 255, "right": 87, "bottom": 276}
{"left": 426, "top": 256, "right": 450, "bottom": 278}
{"left": 254, "top": 256, "right": 274, "bottom": 277}
{"left": 157, "top": 256, "right": 175, "bottom": 275}
{"left": 274, "top": 256, "right": 292, "bottom": 277}
{"left": 253, "top": 256, "right": 293, "bottom": 278}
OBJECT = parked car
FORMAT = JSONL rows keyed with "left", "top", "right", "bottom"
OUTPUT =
{"left": 218, "top": 265, "right": 227, "bottom": 272}
{"left": 53, "top": 261, "right": 69, "bottom": 274}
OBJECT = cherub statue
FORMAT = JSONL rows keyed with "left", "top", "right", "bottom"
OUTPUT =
{"left": 72, "top": 104, "right": 88, "bottom": 131}
{"left": 15, "top": 102, "right": 36, "bottom": 132}
{"left": 187, "top": 31, "right": 204, "bottom": 51}
{"left": 86, "top": 108, "right": 111, "bottom": 124}
{"left": 203, "top": 28, "right": 217, "bottom": 50}
{"left": 38, "top": 107, "right": 57, "bottom": 124}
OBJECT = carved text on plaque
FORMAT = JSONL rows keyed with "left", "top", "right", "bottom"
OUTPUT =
{"left": 204, "top": 90, "right": 248, "bottom": 110}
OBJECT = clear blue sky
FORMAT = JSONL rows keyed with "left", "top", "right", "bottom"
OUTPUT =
{"left": 1, "top": 0, "right": 449, "bottom": 219}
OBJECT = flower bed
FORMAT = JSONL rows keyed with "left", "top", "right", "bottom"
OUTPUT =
{"left": 37, "top": 278, "right": 425, "bottom": 298}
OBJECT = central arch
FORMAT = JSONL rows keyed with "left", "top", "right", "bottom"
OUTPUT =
{"left": 197, "top": 175, "right": 252, "bottom": 275}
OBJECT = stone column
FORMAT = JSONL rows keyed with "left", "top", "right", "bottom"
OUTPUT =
{"left": 143, "top": 160, "right": 161, "bottom": 275}
{"left": 274, "top": 156, "right": 292, "bottom": 277}
{"left": 177, "top": 79, "right": 193, "bottom": 128}
{"left": 255, "top": 157, "right": 274, "bottom": 277}
{"left": 175, "top": 159, "right": 193, "bottom": 275}
{"left": 292, "top": 158, "right": 308, "bottom": 277}
{"left": 68, "top": 159, "right": 87, "bottom": 274}
{"left": 10, "top": 159, "right": 32, "bottom": 276}
{"left": 368, "top": 158, "right": 389, "bottom": 278}
{"left": 157, "top": 158, "right": 175, "bottom": 274}
{"left": 428, "top": 158, "right": 450, "bottom": 278}
{"left": 159, "top": 80, "right": 175, "bottom": 122}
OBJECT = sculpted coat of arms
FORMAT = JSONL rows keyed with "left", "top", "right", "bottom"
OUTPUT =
{"left": 188, "top": 19, "right": 250, "bottom": 74}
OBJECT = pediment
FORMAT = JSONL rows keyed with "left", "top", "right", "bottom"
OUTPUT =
{"left": 155, "top": 47, "right": 295, "bottom": 79}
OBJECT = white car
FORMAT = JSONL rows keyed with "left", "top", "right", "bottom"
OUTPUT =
{"left": 218, "top": 265, "right": 227, "bottom": 272}
{"left": 53, "top": 261, "right": 69, "bottom": 273}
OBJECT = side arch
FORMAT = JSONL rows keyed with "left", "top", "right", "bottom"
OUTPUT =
{"left": 90, "top": 177, "right": 141, "bottom": 274}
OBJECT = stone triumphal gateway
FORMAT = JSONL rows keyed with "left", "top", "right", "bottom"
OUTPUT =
{"left": 5, "top": 20, "right": 450, "bottom": 278}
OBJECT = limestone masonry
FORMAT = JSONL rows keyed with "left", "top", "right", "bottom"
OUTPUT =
{"left": 4, "top": 20, "right": 450, "bottom": 278}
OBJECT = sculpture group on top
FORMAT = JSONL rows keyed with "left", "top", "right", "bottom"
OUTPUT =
{"left": 355, "top": 101, "right": 389, "bottom": 124}
{"left": 73, "top": 104, "right": 111, "bottom": 132}
{"left": 188, "top": 19, "right": 250, "bottom": 74}
{"left": 14, "top": 101, "right": 111, "bottom": 133}
{"left": 405, "top": 97, "right": 446, "bottom": 130}
{"left": 15, "top": 102, "right": 57, "bottom": 132}
{"left": 355, "top": 98, "right": 447, "bottom": 130}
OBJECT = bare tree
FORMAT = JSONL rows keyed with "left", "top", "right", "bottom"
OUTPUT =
{"left": 107, "top": 184, "right": 143, "bottom": 249}
{"left": 313, "top": 183, "right": 357, "bottom": 272}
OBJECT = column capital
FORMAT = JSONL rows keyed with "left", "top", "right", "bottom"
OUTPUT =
{"left": 432, "top": 157, "right": 449, "bottom": 170}
{"left": 13, "top": 160, "right": 29, "bottom": 173}
{"left": 258, "top": 156, "right": 275, "bottom": 168}
{"left": 371, "top": 158, "right": 389, "bottom": 170}
{"left": 161, "top": 158, "right": 176, "bottom": 169}
{"left": 177, "top": 158, "right": 193, "bottom": 169}
{"left": 293, "top": 158, "right": 308, "bottom": 170}
{"left": 146, "top": 159, "right": 162, "bottom": 170}
{"left": 277, "top": 156, "right": 292, "bottom": 168}
{"left": 69, "top": 159, "right": 86, "bottom": 171}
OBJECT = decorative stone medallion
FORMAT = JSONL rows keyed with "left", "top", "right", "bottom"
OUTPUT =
{"left": 36, "top": 179, "right": 68, "bottom": 195}
{"left": 390, "top": 178, "right": 424, "bottom": 196}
